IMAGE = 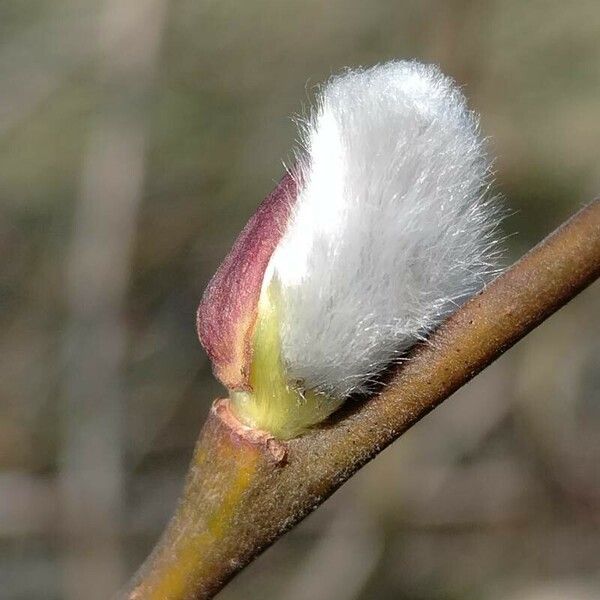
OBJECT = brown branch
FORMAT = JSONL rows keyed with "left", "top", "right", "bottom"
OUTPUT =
{"left": 121, "top": 199, "right": 600, "bottom": 600}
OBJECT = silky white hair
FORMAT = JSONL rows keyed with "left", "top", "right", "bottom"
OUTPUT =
{"left": 264, "top": 60, "right": 502, "bottom": 399}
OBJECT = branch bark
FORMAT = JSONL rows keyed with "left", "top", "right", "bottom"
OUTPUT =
{"left": 122, "top": 199, "right": 600, "bottom": 600}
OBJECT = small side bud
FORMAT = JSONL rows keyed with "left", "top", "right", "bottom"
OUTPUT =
{"left": 198, "top": 60, "right": 503, "bottom": 439}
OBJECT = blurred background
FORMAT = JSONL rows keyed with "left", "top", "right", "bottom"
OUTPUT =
{"left": 1, "top": 1, "right": 599, "bottom": 599}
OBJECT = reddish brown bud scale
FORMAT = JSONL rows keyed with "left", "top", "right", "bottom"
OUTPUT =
{"left": 197, "top": 173, "right": 297, "bottom": 390}
{"left": 212, "top": 398, "right": 287, "bottom": 464}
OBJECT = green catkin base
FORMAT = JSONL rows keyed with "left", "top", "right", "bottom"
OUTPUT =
{"left": 230, "top": 280, "right": 343, "bottom": 440}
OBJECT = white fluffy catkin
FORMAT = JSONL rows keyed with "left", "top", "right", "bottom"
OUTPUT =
{"left": 264, "top": 60, "right": 502, "bottom": 399}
